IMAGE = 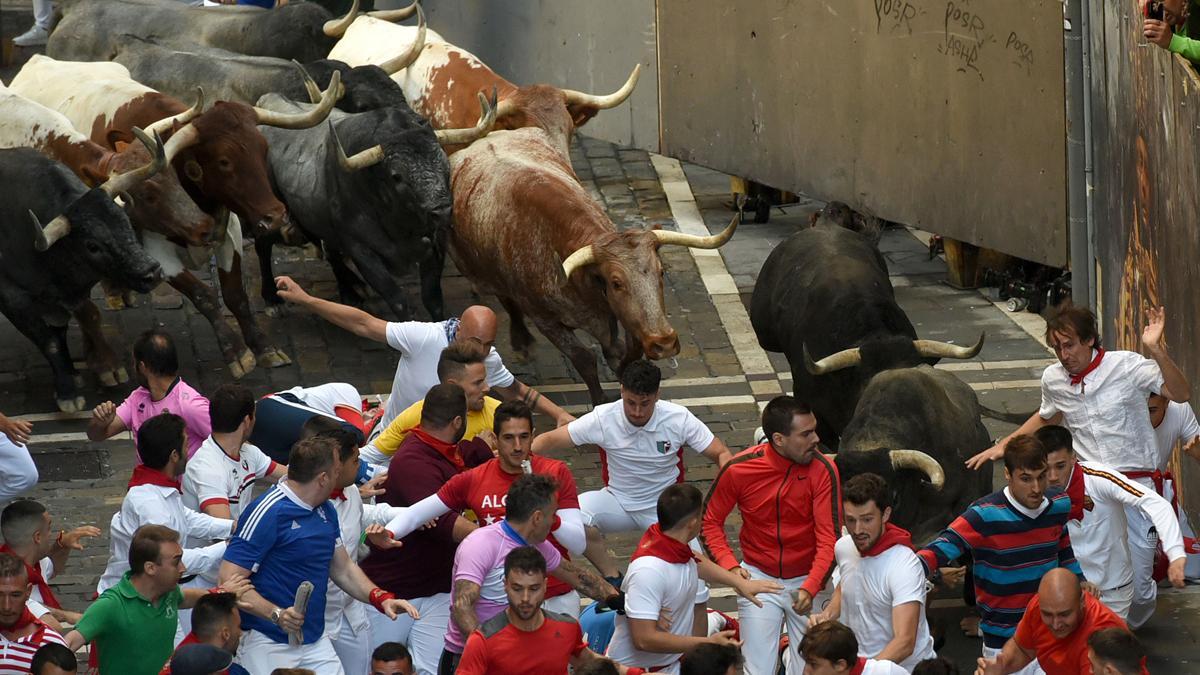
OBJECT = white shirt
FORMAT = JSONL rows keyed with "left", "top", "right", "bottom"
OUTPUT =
{"left": 833, "top": 535, "right": 935, "bottom": 671}
{"left": 98, "top": 482, "right": 233, "bottom": 592}
{"left": 1039, "top": 350, "right": 1164, "bottom": 471}
{"left": 862, "top": 660, "right": 909, "bottom": 675}
{"left": 1153, "top": 400, "right": 1200, "bottom": 470}
{"left": 380, "top": 320, "right": 515, "bottom": 431}
{"left": 276, "top": 383, "right": 362, "bottom": 417}
{"left": 24, "top": 558, "right": 55, "bottom": 619}
{"left": 183, "top": 436, "right": 276, "bottom": 520}
{"left": 1067, "top": 461, "right": 1185, "bottom": 590}
{"left": 606, "top": 556, "right": 709, "bottom": 673}
{"left": 568, "top": 401, "right": 715, "bottom": 509}
{"left": 325, "top": 486, "right": 401, "bottom": 638}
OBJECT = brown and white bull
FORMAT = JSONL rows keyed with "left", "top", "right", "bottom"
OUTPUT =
{"left": 10, "top": 56, "right": 340, "bottom": 377}
{"left": 450, "top": 126, "right": 735, "bottom": 403}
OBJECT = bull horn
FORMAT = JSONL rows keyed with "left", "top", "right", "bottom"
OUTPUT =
{"left": 145, "top": 87, "right": 205, "bottom": 138}
{"left": 434, "top": 90, "right": 496, "bottom": 146}
{"left": 379, "top": 4, "right": 426, "bottom": 75}
{"left": 561, "top": 244, "right": 597, "bottom": 279}
{"left": 560, "top": 64, "right": 642, "bottom": 110}
{"left": 28, "top": 210, "right": 71, "bottom": 252}
{"left": 322, "top": 0, "right": 360, "bottom": 37}
{"left": 331, "top": 121, "right": 385, "bottom": 171}
{"left": 913, "top": 333, "right": 985, "bottom": 360}
{"left": 652, "top": 209, "right": 739, "bottom": 249}
{"left": 254, "top": 70, "right": 342, "bottom": 129}
{"left": 890, "top": 450, "right": 945, "bottom": 489}
{"left": 367, "top": 0, "right": 418, "bottom": 22}
{"left": 162, "top": 123, "right": 201, "bottom": 163}
{"left": 291, "top": 60, "right": 323, "bottom": 104}
{"left": 100, "top": 128, "right": 167, "bottom": 197}
{"left": 803, "top": 344, "right": 862, "bottom": 375}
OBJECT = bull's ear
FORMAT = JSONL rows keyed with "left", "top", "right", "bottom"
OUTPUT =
{"left": 106, "top": 129, "right": 135, "bottom": 149}
{"left": 567, "top": 103, "right": 600, "bottom": 128}
{"left": 184, "top": 160, "right": 203, "bottom": 183}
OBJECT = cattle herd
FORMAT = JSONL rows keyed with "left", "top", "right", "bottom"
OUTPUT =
{"left": 1, "top": 0, "right": 995, "bottom": 525}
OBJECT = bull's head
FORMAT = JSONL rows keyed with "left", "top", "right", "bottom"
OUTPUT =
{"left": 828, "top": 448, "right": 946, "bottom": 490}
{"left": 803, "top": 333, "right": 986, "bottom": 375}
{"left": 560, "top": 211, "right": 739, "bottom": 361}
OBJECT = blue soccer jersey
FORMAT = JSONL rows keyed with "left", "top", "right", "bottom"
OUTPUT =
{"left": 225, "top": 482, "right": 341, "bottom": 644}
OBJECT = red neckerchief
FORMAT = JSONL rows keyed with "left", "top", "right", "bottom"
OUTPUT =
{"left": 862, "top": 523, "right": 913, "bottom": 557}
{"left": 1, "top": 606, "right": 39, "bottom": 634}
{"left": 128, "top": 465, "right": 182, "bottom": 492}
{"left": 1066, "top": 462, "right": 1088, "bottom": 521}
{"left": 0, "top": 545, "right": 59, "bottom": 610}
{"left": 1069, "top": 348, "right": 1105, "bottom": 386}
{"left": 330, "top": 489, "right": 346, "bottom": 501}
{"left": 630, "top": 524, "right": 696, "bottom": 564}
{"left": 849, "top": 657, "right": 868, "bottom": 675}
{"left": 411, "top": 427, "right": 465, "bottom": 471}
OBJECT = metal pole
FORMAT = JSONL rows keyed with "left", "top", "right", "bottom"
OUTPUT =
{"left": 1065, "top": 0, "right": 1095, "bottom": 308}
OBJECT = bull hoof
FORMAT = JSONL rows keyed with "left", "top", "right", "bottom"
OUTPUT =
{"left": 228, "top": 349, "right": 257, "bottom": 379}
{"left": 116, "top": 367, "right": 129, "bottom": 384}
{"left": 99, "top": 371, "right": 118, "bottom": 387}
{"left": 105, "top": 295, "right": 128, "bottom": 311}
{"left": 57, "top": 396, "right": 86, "bottom": 413}
{"left": 264, "top": 304, "right": 287, "bottom": 318}
{"left": 257, "top": 348, "right": 292, "bottom": 368}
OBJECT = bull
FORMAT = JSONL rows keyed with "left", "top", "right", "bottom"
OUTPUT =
{"left": 10, "top": 55, "right": 339, "bottom": 377}
{"left": 0, "top": 148, "right": 164, "bottom": 411}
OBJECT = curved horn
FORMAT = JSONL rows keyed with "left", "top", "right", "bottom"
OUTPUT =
{"left": 330, "top": 121, "right": 385, "bottom": 171}
{"left": 561, "top": 244, "right": 597, "bottom": 280}
{"left": 291, "top": 60, "right": 322, "bottom": 104}
{"left": 145, "top": 87, "right": 204, "bottom": 138}
{"left": 322, "top": 0, "right": 360, "bottom": 37}
{"left": 890, "top": 450, "right": 945, "bottom": 489}
{"left": 28, "top": 210, "right": 71, "bottom": 251}
{"left": 162, "top": 123, "right": 201, "bottom": 163}
{"left": 254, "top": 71, "right": 342, "bottom": 129}
{"left": 913, "top": 332, "right": 985, "bottom": 360}
{"left": 434, "top": 90, "right": 496, "bottom": 146}
{"left": 652, "top": 209, "right": 739, "bottom": 249}
{"left": 379, "top": 4, "right": 426, "bottom": 75}
{"left": 367, "top": 0, "right": 418, "bottom": 22}
{"left": 100, "top": 128, "right": 166, "bottom": 197}
{"left": 803, "top": 344, "right": 862, "bottom": 376}
{"left": 560, "top": 63, "right": 642, "bottom": 110}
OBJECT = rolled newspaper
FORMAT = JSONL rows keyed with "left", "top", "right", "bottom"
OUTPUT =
{"left": 288, "top": 581, "right": 314, "bottom": 647}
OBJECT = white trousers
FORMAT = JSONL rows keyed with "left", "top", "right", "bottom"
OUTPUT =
{"left": 1099, "top": 582, "right": 1134, "bottom": 621}
{"left": 542, "top": 590, "right": 582, "bottom": 619}
{"left": 330, "top": 614, "right": 372, "bottom": 675}
{"left": 579, "top": 488, "right": 658, "bottom": 533}
{"left": 737, "top": 563, "right": 830, "bottom": 675}
{"left": 0, "top": 434, "right": 37, "bottom": 505}
{"left": 982, "top": 644, "right": 1045, "bottom": 675}
{"left": 1125, "top": 478, "right": 1159, "bottom": 629}
{"left": 368, "top": 593, "right": 450, "bottom": 675}
{"left": 236, "top": 629, "right": 344, "bottom": 675}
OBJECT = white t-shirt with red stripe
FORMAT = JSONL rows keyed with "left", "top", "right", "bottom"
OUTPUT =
{"left": 182, "top": 436, "right": 277, "bottom": 519}
{"left": 0, "top": 620, "right": 66, "bottom": 674}
{"left": 567, "top": 400, "right": 714, "bottom": 510}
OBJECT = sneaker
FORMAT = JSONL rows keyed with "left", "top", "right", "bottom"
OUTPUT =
{"left": 12, "top": 25, "right": 50, "bottom": 47}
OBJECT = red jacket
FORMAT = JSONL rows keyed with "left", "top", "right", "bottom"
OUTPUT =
{"left": 701, "top": 443, "right": 842, "bottom": 596}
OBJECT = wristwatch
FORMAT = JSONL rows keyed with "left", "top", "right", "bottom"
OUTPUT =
{"left": 270, "top": 607, "right": 283, "bottom": 625}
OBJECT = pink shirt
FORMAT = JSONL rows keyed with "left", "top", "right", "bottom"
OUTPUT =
{"left": 116, "top": 379, "right": 211, "bottom": 462}
{"left": 446, "top": 521, "right": 562, "bottom": 653}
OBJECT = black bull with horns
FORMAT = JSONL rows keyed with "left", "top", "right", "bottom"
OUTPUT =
{"left": 751, "top": 202, "right": 990, "bottom": 541}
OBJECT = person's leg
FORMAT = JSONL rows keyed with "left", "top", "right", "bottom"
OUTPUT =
{"left": 437, "top": 648, "right": 461, "bottom": 675}
{"left": 236, "top": 630, "right": 297, "bottom": 674}
{"left": 0, "top": 434, "right": 37, "bottom": 504}
{"left": 736, "top": 564, "right": 788, "bottom": 675}
{"left": 1125, "top": 503, "right": 1158, "bottom": 629}
{"left": 298, "top": 636, "right": 347, "bottom": 675}
{"left": 332, "top": 615, "right": 372, "bottom": 675}
{"left": 408, "top": 593, "right": 452, "bottom": 675}
{"left": 541, "top": 590, "right": 582, "bottom": 619}
{"left": 1099, "top": 583, "right": 1134, "bottom": 621}
{"left": 579, "top": 489, "right": 641, "bottom": 579}
{"left": 12, "top": 0, "right": 54, "bottom": 46}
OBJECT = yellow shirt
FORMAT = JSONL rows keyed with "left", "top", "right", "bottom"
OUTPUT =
{"left": 373, "top": 396, "right": 500, "bottom": 459}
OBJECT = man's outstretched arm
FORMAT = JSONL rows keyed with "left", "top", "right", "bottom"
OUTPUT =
{"left": 274, "top": 275, "right": 387, "bottom": 343}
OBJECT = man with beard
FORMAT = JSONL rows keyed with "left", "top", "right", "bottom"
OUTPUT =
{"left": 811, "top": 473, "right": 935, "bottom": 670}
{"left": 0, "top": 553, "right": 67, "bottom": 673}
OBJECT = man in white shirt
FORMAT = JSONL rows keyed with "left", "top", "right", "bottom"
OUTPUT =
{"left": 98, "top": 413, "right": 235, "bottom": 638}
{"left": 798, "top": 620, "right": 907, "bottom": 675}
{"left": 811, "top": 473, "right": 934, "bottom": 671}
{"left": 532, "top": 360, "right": 733, "bottom": 580}
{"left": 272, "top": 275, "right": 574, "bottom": 433}
{"left": 1148, "top": 393, "right": 1200, "bottom": 579}
{"left": 1037, "top": 425, "right": 1185, "bottom": 622}
{"left": 965, "top": 305, "right": 1190, "bottom": 628}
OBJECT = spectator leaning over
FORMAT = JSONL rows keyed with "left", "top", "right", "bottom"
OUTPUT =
{"left": 679, "top": 643, "right": 743, "bottom": 675}
{"left": 0, "top": 553, "right": 67, "bottom": 673}
{"left": 363, "top": 342, "right": 500, "bottom": 470}
{"left": 533, "top": 360, "right": 733, "bottom": 583}
{"left": 967, "top": 306, "right": 1190, "bottom": 629}
{"left": 1086, "top": 627, "right": 1149, "bottom": 675}
{"left": 380, "top": 401, "right": 587, "bottom": 617}
{"left": 1147, "top": 392, "right": 1200, "bottom": 578}
{"left": 1037, "top": 424, "right": 1184, "bottom": 620}
{"left": 1144, "top": 0, "right": 1200, "bottom": 64}
{"left": 811, "top": 473, "right": 935, "bottom": 670}
{"left": 920, "top": 435, "right": 1086, "bottom": 675}
{"left": 371, "top": 642, "right": 415, "bottom": 675}
{"left": 976, "top": 569, "right": 1132, "bottom": 675}
{"left": 65, "top": 524, "right": 251, "bottom": 675}
{"left": 0, "top": 499, "right": 99, "bottom": 631}
{"left": 0, "top": 409, "right": 37, "bottom": 504}
{"left": 184, "top": 384, "right": 287, "bottom": 524}
{"left": 89, "top": 329, "right": 212, "bottom": 459}
{"left": 360, "top": 384, "right": 494, "bottom": 675}
{"left": 456, "top": 546, "right": 639, "bottom": 675}
{"left": 798, "top": 621, "right": 908, "bottom": 675}
{"left": 162, "top": 591, "right": 248, "bottom": 675}
{"left": 273, "top": 276, "right": 573, "bottom": 433}
{"left": 29, "top": 642, "right": 77, "bottom": 675}
{"left": 250, "top": 382, "right": 370, "bottom": 465}
{"left": 219, "top": 437, "right": 419, "bottom": 675}
{"left": 700, "top": 395, "right": 840, "bottom": 675}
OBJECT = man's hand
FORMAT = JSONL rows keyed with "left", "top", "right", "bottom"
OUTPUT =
{"left": 1169, "top": 557, "right": 1187, "bottom": 588}
{"left": 365, "top": 524, "right": 403, "bottom": 550}
{"left": 217, "top": 573, "right": 254, "bottom": 599}
{"left": 809, "top": 611, "right": 834, "bottom": 627}
{"left": 1081, "top": 581, "right": 1100, "bottom": 597}
{"left": 707, "top": 629, "right": 742, "bottom": 647}
{"left": 792, "top": 589, "right": 813, "bottom": 615}
{"left": 360, "top": 473, "right": 388, "bottom": 500}
{"left": 734, "top": 577, "right": 785, "bottom": 609}
{"left": 1143, "top": 306, "right": 1169, "bottom": 350}
{"left": 380, "top": 598, "right": 421, "bottom": 620}
{"left": 556, "top": 413, "right": 576, "bottom": 428}
{"left": 59, "top": 526, "right": 101, "bottom": 551}
{"left": 975, "top": 656, "right": 1003, "bottom": 675}
{"left": 274, "top": 276, "right": 313, "bottom": 306}
{"left": 730, "top": 566, "right": 751, "bottom": 581}
{"left": 939, "top": 566, "right": 967, "bottom": 588}
{"left": 1145, "top": 19, "right": 1174, "bottom": 48}
{"left": 0, "top": 414, "right": 32, "bottom": 446}
{"left": 966, "top": 445, "right": 1003, "bottom": 471}
{"left": 277, "top": 605, "right": 305, "bottom": 633}
{"left": 1183, "top": 436, "right": 1200, "bottom": 460}
{"left": 475, "top": 429, "right": 498, "bottom": 452}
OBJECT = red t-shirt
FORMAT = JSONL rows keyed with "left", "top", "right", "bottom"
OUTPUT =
{"left": 457, "top": 612, "right": 586, "bottom": 675}
{"left": 438, "top": 455, "right": 580, "bottom": 597}
{"left": 1013, "top": 593, "right": 1136, "bottom": 675}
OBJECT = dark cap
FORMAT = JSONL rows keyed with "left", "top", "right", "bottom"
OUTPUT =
{"left": 169, "top": 644, "right": 234, "bottom": 675}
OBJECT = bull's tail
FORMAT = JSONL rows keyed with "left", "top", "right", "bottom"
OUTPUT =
{"left": 979, "top": 404, "right": 1037, "bottom": 425}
